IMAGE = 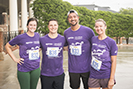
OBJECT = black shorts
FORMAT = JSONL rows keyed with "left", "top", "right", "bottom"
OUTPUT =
{"left": 69, "top": 72, "right": 90, "bottom": 89}
{"left": 40, "top": 73, "right": 65, "bottom": 89}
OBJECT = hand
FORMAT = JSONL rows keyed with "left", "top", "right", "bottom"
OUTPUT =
{"left": 108, "top": 79, "right": 114, "bottom": 89}
{"left": 13, "top": 58, "right": 24, "bottom": 65}
{"left": 63, "top": 46, "right": 68, "bottom": 51}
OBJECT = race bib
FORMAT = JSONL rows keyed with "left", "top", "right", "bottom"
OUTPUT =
{"left": 91, "top": 56, "right": 102, "bottom": 71}
{"left": 47, "top": 47, "right": 59, "bottom": 57}
{"left": 29, "top": 50, "right": 39, "bottom": 60}
{"left": 70, "top": 45, "right": 82, "bottom": 56}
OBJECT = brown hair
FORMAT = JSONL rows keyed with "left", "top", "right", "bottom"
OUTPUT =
{"left": 95, "top": 19, "right": 106, "bottom": 26}
{"left": 48, "top": 19, "right": 58, "bottom": 25}
{"left": 27, "top": 17, "right": 38, "bottom": 26}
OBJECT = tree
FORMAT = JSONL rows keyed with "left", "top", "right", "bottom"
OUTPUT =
{"left": 31, "top": 0, "right": 133, "bottom": 44}
{"left": 120, "top": 8, "right": 133, "bottom": 15}
{"left": 119, "top": 8, "right": 133, "bottom": 44}
{"left": 32, "top": 0, "right": 74, "bottom": 35}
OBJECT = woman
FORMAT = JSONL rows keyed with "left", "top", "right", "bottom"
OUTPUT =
{"left": 40, "top": 19, "right": 66, "bottom": 89}
{"left": 88, "top": 19, "right": 118, "bottom": 89}
{"left": 5, "top": 18, "right": 40, "bottom": 89}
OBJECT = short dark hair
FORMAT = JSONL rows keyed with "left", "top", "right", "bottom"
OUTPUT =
{"left": 48, "top": 19, "right": 58, "bottom": 25}
{"left": 27, "top": 18, "right": 38, "bottom": 26}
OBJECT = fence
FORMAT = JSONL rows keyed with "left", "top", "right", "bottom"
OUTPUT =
{"left": 2, "top": 31, "right": 19, "bottom": 51}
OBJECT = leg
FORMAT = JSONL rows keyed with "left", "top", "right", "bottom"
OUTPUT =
{"left": 100, "top": 78, "right": 110, "bottom": 89}
{"left": 40, "top": 75, "right": 54, "bottom": 89}
{"left": 54, "top": 73, "right": 65, "bottom": 89}
{"left": 30, "top": 68, "right": 40, "bottom": 89}
{"left": 81, "top": 72, "right": 90, "bottom": 89}
{"left": 17, "top": 70, "right": 30, "bottom": 89}
{"left": 103, "top": 88, "right": 108, "bottom": 89}
{"left": 69, "top": 72, "right": 80, "bottom": 89}
{"left": 89, "top": 88, "right": 100, "bottom": 89}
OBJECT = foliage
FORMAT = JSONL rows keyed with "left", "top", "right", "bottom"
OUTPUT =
{"left": 32, "top": 0, "right": 133, "bottom": 39}
{"left": 120, "top": 8, "right": 133, "bottom": 15}
{"left": 32, "top": 0, "right": 74, "bottom": 35}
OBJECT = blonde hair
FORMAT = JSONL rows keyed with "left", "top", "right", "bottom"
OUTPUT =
{"left": 95, "top": 19, "right": 106, "bottom": 26}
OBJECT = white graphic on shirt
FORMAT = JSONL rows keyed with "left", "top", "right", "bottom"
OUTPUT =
{"left": 68, "top": 37, "right": 74, "bottom": 40}
{"left": 26, "top": 41, "right": 33, "bottom": 44}
{"left": 91, "top": 56, "right": 102, "bottom": 71}
{"left": 75, "top": 36, "right": 82, "bottom": 40}
{"left": 28, "top": 46, "right": 39, "bottom": 60}
{"left": 70, "top": 41, "right": 84, "bottom": 56}
{"left": 46, "top": 43, "right": 53, "bottom": 45}
{"left": 92, "top": 49, "right": 106, "bottom": 56}
{"left": 115, "top": 50, "right": 117, "bottom": 53}
{"left": 46, "top": 47, "right": 62, "bottom": 57}
{"left": 91, "top": 47, "right": 106, "bottom": 70}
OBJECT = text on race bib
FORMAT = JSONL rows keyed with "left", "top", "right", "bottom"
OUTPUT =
{"left": 70, "top": 45, "right": 82, "bottom": 56}
{"left": 47, "top": 47, "right": 59, "bottom": 57}
{"left": 29, "top": 50, "right": 39, "bottom": 60}
{"left": 91, "top": 56, "right": 102, "bottom": 71}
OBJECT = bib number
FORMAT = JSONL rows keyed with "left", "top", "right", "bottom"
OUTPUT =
{"left": 29, "top": 50, "right": 39, "bottom": 60}
{"left": 70, "top": 45, "right": 82, "bottom": 56}
{"left": 47, "top": 47, "right": 59, "bottom": 57}
{"left": 91, "top": 56, "right": 102, "bottom": 71}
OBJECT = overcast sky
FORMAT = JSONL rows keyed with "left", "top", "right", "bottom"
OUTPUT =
{"left": 63, "top": 0, "right": 133, "bottom": 12}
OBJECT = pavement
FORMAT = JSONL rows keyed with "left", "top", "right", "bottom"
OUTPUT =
{"left": 0, "top": 45, "right": 133, "bottom": 89}
{"left": 0, "top": 50, "right": 80, "bottom": 89}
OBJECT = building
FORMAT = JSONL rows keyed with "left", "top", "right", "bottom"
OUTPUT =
{"left": 0, "top": 0, "right": 34, "bottom": 32}
{"left": 74, "top": 4, "right": 118, "bottom": 13}
{"left": 0, "top": 0, "right": 34, "bottom": 60}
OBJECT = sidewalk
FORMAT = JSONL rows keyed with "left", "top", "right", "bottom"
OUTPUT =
{"left": 0, "top": 50, "right": 83, "bottom": 89}
{"left": 0, "top": 46, "right": 133, "bottom": 89}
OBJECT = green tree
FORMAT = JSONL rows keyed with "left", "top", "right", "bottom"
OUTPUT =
{"left": 32, "top": 0, "right": 74, "bottom": 35}
{"left": 31, "top": 0, "right": 133, "bottom": 45}
{"left": 119, "top": 8, "right": 133, "bottom": 44}
{"left": 120, "top": 8, "right": 133, "bottom": 15}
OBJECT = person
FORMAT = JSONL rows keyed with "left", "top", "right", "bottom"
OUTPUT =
{"left": 5, "top": 18, "right": 40, "bottom": 89}
{"left": 40, "top": 19, "right": 66, "bottom": 89}
{"left": 88, "top": 19, "right": 118, "bottom": 89}
{"left": 64, "top": 9, "right": 95, "bottom": 89}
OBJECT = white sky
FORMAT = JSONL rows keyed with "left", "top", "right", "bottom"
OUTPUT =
{"left": 63, "top": 0, "right": 133, "bottom": 12}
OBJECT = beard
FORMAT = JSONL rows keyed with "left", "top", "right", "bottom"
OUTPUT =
{"left": 70, "top": 20, "right": 78, "bottom": 26}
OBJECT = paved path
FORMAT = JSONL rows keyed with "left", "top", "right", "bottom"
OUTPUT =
{"left": 0, "top": 50, "right": 79, "bottom": 89}
{"left": 0, "top": 45, "right": 133, "bottom": 89}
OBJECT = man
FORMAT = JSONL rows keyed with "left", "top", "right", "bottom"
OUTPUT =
{"left": 64, "top": 10, "right": 95, "bottom": 89}
{"left": 40, "top": 19, "right": 66, "bottom": 89}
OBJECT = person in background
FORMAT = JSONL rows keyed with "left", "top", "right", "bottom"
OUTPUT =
{"left": 5, "top": 18, "right": 40, "bottom": 89}
{"left": 40, "top": 19, "right": 66, "bottom": 89}
{"left": 88, "top": 19, "right": 118, "bottom": 89}
{"left": 64, "top": 9, "right": 95, "bottom": 89}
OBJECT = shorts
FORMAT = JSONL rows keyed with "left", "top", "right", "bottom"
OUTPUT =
{"left": 40, "top": 73, "right": 65, "bottom": 89}
{"left": 88, "top": 78, "right": 116, "bottom": 88}
{"left": 69, "top": 72, "right": 90, "bottom": 89}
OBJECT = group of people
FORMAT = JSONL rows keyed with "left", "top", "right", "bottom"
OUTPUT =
{"left": 5, "top": 9, "right": 118, "bottom": 89}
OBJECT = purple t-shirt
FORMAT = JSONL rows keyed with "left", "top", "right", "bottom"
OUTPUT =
{"left": 40, "top": 34, "right": 66, "bottom": 76}
{"left": 9, "top": 32, "right": 40, "bottom": 72}
{"left": 90, "top": 36, "right": 118, "bottom": 79}
{"left": 64, "top": 25, "right": 95, "bottom": 73}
